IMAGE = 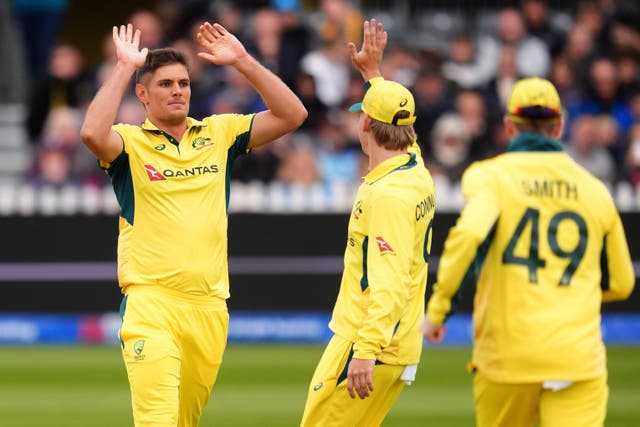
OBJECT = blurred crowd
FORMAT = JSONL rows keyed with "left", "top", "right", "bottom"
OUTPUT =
{"left": 10, "top": 0, "right": 640, "bottom": 195}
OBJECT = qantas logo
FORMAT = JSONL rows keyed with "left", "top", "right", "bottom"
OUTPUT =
{"left": 375, "top": 236, "right": 394, "bottom": 253}
{"left": 144, "top": 163, "right": 219, "bottom": 181}
{"left": 144, "top": 165, "right": 166, "bottom": 181}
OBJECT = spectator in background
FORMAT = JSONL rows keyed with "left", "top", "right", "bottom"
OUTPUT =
{"left": 456, "top": 90, "right": 496, "bottom": 161}
{"left": 26, "top": 106, "right": 105, "bottom": 188}
{"left": 233, "top": 142, "right": 283, "bottom": 184}
{"left": 565, "top": 115, "right": 616, "bottom": 185}
{"left": 247, "top": 8, "right": 283, "bottom": 72}
{"left": 25, "top": 43, "right": 91, "bottom": 144}
{"left": 301, "top": 37, "right": 351, "bottom": 108}
{"left": 623, "top": 123, "right": 640, "bottom": 189}
{"left": 209, "top": 66, "right": 266, "bottom": 115}
{"left": 295, "top": 72, "right": 329, "bottom": 130}
{"left": 315, "top": 113, "right": 362, "bottom": 185}
{"left": 520, "top": 0, "right": 565, "bottom": 57}
{"left": 561, "top": 23, "right": 598, "bottom": 90}
{"left": 477, "top": 7, "right": 551, "bottom": 80}
{"left": 412, "top": 68, "right": 453, "bottom": 151}
{"left": 616, "top": 53, "right": 640, "bottom": 96}
{"left": 272, "top": 0, "right": 311, "bottom": 91}
{"left": 483, "top": 45, "right": 519, "bottom": 115}
{"left": 568, "top": 57, "right": 633, "bottom": 161}
{"left": 549, "top": 55, "right": 582, "bottom": 111}
{"left": 11, "top": 0, "right": 68, "bottom": 82}
{"left": 316, "top": 0, "right": 362, "bottom": 46}
{"left": 379, "top": 44, "right": 421, "bottom": 89}
{"left": 276, "top": 139, "right": 321, "bottom": 186}
{"left": 116, "top": 96, "right": 147, "bottom": 125}
{"left": 425, "top": 113, "right": 472, "bottom": 184}
{"left": 128, "top": 9, "right": 165, "bottom": 50}
{"left": 441, "top": 32, "right": 494, "bottom": 90}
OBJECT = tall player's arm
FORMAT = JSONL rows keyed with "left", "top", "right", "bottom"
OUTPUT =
{"left": 601, "top": 211, "right": 635, "bottom": 302}
{"left": 426, "top": 163, "right": 500, "bottom": 327}
{"left": 81, "top": 24, "right": 146, "bottom": 162}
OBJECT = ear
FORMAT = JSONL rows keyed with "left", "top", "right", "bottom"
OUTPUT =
{"left": 135, "top": 83, "right": 148, "bottom": 105}
{"left": 503, "top": 115, "right": 517, "bottom": 139}
{"left": 552, "top": 117, "right": 564, "bottom": 139}
{"left": 362, "top": 114, "right": 371, "bottom": 132}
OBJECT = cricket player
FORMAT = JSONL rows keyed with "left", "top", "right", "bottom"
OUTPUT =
{"left": 423, "top": 77, "right": 635, "bottom": 427}
{"left": 80, "top": 22, "right": 306, "bottom": 426}
{"left": 300, "top": 20, "right": 436, "bottom": 426}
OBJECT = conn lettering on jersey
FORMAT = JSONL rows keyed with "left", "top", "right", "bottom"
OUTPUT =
{"left": 521, "top": 179, "right": 578, "bottom": 200}
{"left": 416, "top": 194, "right": 435, "bottom": 221}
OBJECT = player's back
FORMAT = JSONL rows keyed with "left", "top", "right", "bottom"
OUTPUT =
{"left": 467, "top": 148, "right": 619, "bottom": 383}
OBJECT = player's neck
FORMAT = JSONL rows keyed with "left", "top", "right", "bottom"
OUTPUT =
{"left": 148, "top": 117, "right": 188, "bottom": 142}
{"left": 367, "top": 144, "right": 408, "bottom": 171}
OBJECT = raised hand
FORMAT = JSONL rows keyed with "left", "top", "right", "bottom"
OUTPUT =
{"left": 348, "top": 19, "right": 387, "bottom": 81}
{"left": 112, "top": 24, "right": 148, "bottom": 68}
{"left": 196, "top": 22, "right": 248, "bottom": 66}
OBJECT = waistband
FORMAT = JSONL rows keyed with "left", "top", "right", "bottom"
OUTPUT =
{"left": 125, "top": 284, "right": 227, "bottom": 308}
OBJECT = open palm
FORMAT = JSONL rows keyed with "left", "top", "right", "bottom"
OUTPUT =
{"left": 112, "top": 24, "right": 148, "bottom": 68}
{"left": 196, "top": 22, "right": 247, "bottom": 66}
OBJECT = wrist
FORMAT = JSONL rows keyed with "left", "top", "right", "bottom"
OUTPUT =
{"left": 115, "top": 60, "right": 139, "bottom": 75}
{"left": 361, "top": 71, "right": 382, "bottom": 82}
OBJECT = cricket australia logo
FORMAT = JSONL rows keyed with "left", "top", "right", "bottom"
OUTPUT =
{"left": 133, "top": 339, "right": 146, "bottom": 361}
{"left": 353, "top": 200, "right": 363, "bottom": 220}
{"left": 191, "top": 136, "right": 214, "bottom": 150}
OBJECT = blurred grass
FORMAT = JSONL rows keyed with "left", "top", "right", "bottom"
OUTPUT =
{"left": 0, "top": 345, "right": 638, "bottom": 426}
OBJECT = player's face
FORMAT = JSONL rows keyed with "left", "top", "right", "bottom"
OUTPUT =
{"left": 139, "top": 63, "right": 191, "bottom": 124}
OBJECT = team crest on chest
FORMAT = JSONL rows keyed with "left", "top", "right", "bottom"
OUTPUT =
{"left": 192, "top": 136, "right": 214, "bottom": 150}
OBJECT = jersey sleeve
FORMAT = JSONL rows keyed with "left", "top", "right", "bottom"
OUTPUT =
{"left": 210, "top": 113, "right": 255, "bottom": 156}
{"left": 601, "top": 211, "right": 635, "bottom": 302}
{"left": 426, "top": 162, "right": 500, "bottom": 326}
{"left": 353, "top": 194, "right": 414, "bottom": 360}
{"left": 98, "top": 124, "right": 127, "bottom": 170}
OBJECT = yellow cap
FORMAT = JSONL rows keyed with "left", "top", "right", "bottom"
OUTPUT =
{"left": 349, "top": 79, "right": 416, "bottom": 126}
{"left": 507, "top": 77, "right": 561, "bottom": 123}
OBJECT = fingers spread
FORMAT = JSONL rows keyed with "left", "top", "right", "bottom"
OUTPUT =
{"left": 133, "top": 29, "right": 141, "bottom": 48}
{"left": 212, "top": 23, "right": 227, "bottom": 37}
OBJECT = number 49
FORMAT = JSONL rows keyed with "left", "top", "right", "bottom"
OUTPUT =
{"left": 502, "top": 208, "right": 587, "bottom": 286}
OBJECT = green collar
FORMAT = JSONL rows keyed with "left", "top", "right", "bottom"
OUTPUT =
{"left": 364, "top": 152, "right": 417, "bottom": 184}
{"left": 506, "top": 133, "right": 563, "bottom": 152}
{"left": 140, "top": 117, "right": 207, "bottom": 132}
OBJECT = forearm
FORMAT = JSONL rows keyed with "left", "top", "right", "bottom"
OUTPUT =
{"left": 354, "top": 284, "right": 406, "bottom": 359}
{"left": 81, "top": 62, "right": 136, "bottom": 146}
{"left": 234, "top": 54, "right": 306, "bottom": 122}
{"left": 602, "top": 220, "right": 635, "bottom": 302}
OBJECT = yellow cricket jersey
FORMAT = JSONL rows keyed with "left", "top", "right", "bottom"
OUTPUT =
{"left": 426, "top": 133, "right": 635, "bottom": 383}
{"left": 329, "top": 148, "right": 436, "bottom": 365}
{"left": 104, "top": 114, "right": 254, "bottom": 298}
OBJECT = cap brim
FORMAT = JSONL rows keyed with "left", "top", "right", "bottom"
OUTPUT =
{"left": 348, "top": 102, "right": 363, "bottom": 113}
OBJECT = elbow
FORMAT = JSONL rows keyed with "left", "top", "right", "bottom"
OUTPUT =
{"left": 292, "top": 105, "right": 308, "bottom": 129}
{"left": 80, "top": 123, "right": 97, "bottom": 146}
